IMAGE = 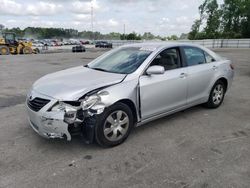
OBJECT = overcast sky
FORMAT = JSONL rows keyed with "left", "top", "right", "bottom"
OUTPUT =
{"left": 0, "top": 0, "right": 207, "bottom": 36}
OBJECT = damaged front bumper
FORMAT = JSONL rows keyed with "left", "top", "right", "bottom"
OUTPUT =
{"left": 26, "top": 89, "right": 106, "bottom": 142}
{"left": 27, "top": 108, "right": 72, "bottom": 141}
{"left": 26, "top": 92, "right": 73, "bottom": 140}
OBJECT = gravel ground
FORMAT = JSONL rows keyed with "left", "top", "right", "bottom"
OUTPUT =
{"left": 0, "top": 48, "right": 249, "bottom": 188}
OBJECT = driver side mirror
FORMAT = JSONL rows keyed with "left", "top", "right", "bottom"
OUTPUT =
{"left": 146, "top": 65, "right": 165, "bottom": 75}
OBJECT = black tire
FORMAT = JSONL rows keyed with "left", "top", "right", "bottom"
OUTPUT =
{"left": 94, "top": 102, "right": 134, "bottom": 147}
{"left": 0, "top": 46, "right": 10, "bottom": 55}
{"left": 35, "top": 48, "right": 40, "bottom": 54}
{"left": 204, "top": 80, "right": 225, "bottom": 108}
{"left": 22, "top": 46, "right": 32, "bottom": 54}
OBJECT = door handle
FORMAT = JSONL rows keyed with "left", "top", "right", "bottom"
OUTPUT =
{"left": 180, "top": 73, "right": 187, "bottom": 78}
{"left": 212, "top": 66, "right": 218, "bottom": 70}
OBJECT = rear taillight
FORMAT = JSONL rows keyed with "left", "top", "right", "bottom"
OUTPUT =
{"left": 230, "top": 63, "right": 234, "bottom": 70}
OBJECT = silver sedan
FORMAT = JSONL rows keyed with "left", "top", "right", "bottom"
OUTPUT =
{"left": 26, "top": 43, "right": 234, "bottom": 147}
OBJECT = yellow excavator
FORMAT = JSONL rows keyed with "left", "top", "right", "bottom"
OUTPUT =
{"left": 0, "top": 32, "right": 39, "bottom": 55}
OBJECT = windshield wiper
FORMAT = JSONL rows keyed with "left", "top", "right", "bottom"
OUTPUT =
{"left": 84, "top": 65, "right": 108, "bottom": 72}
{"left": 91, "top": 67, "right": 108, "bottom": 72}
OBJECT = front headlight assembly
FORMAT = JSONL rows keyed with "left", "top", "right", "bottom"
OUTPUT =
{"left": 51, "top": 102, "right": 81, "bottom": 124}
{"left": 81, "top": 95, "right": 101, "bottom": 110}
{"left": 80, "top": 91, "right": 109, "bottom": 114}
{"left": 50, "top": 91, "right": 109, "bottom": 124}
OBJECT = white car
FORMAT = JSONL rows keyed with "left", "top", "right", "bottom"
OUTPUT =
{"left": 32, "top": 42, "right": 44, "bottom": 47}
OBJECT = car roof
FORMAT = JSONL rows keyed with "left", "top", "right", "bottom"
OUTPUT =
{"left": 120, "top": 42, "right": 222, "bottom": 60}
{"left": 121, "top": 42, "right": 204, "bottom": 51}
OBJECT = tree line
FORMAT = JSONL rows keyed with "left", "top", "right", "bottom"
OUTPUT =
{"left": 189, "top": 0, "right": 250, "bottom": 39}
{"left": 0, "top": 25, "right": 177, "bottom": 40}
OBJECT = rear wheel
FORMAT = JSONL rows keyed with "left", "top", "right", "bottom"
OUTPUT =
{"left": 94, "top": 102, "right": 134, "bottom": 147}
{"left": 205, "top": 80, "right": 225, "bottom": 108}
{"left": 0, "top": 46, "right": 10, "bottom": 55}
{"left": 22, "top": 46, "right": 32, "bottom": 54}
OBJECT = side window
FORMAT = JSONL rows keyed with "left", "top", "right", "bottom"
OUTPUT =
{"left": 204, "top": 52, "right": 215, "bottom": 63}
{"left": 183, "top": 47, "right": 206, "bottom": 66}
{"left": 150, "top": 48, "right": 181, "bottom": 71}
{"left": 4, "top": 33, "right": 15, "bottom": 41}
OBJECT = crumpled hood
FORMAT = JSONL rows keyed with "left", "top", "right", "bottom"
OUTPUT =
{"left": 33, "top": 66, "right": 126, "bottom": 100}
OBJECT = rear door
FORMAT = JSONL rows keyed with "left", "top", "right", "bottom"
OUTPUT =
{"left": 139, "top": 47, "right": 188, "bottom": 120}
{"left": 181, "top": 46, "right": 218, "bottom": 104}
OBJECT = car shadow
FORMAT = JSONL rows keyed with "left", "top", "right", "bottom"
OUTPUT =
{"left": 33, "top": 133, "right": 100, "bottom": 151}
{"left": 30, "top": 104, "right": 211, "bottom": 150}
{"left": 131, "top": 104, "right": 208, "bottom": 136}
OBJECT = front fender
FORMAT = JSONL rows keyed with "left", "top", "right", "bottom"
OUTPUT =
{"left": 90, "top": 78, "right": 139, "bottom": 119}
{"left": 82, "top": 78, "right": 139, "bottom": 144}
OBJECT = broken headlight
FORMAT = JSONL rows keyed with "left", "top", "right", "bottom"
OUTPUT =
{"left": 81, "top": 91, "right": 109, "bottom": 113}
{"left": 51, "top": 102, "right": 81, "bottom": 124}
{"left": 81, "top": 95, "right": 101, "bottom": 110}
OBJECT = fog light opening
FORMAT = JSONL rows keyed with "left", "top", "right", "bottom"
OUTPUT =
{"left": 64, "top": 111, "right": 77, "bottom": 124}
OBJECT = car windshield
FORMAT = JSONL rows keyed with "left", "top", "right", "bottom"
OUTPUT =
{"left": 87, "top": 47, "right": 152, "bottom": 74}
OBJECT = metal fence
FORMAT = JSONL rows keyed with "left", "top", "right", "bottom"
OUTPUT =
{"left": 109, "top": 40, "right": 143, "bottom": 48}
{"left": 178, "top": 39, "right": 250, "bottom": 48}
{"left": 109, "top": 39, "right": 250, "bottom": 48}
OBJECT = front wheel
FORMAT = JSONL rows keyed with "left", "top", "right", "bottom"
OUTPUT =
{"left": 22, "top": 46, "right": 32, "bottom": 54}
{"left": 0, "top": 46, "right": 10, "bottom": 55}
{"left": 205, "top": 80, "right": 225, "bottom": 108}
{"left": 34, "top": 48, "right": 40, "bottom": 54}
{"left": 94, "top": 102, "right": 134, "bottom": 147}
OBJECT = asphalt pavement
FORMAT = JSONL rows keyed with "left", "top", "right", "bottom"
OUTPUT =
{"left": 0, "top": 48, "right": 249, "bottom": 188}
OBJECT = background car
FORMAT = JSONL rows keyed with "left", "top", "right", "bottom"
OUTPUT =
{"left": 80, "top": 40, "right": 90, "bottom": 45}
{"left": 72, "top": 45, "right": 86, "bottom": 53}
{"left": 95, "top": 41, "right": 112, "bottom": 48}
{"left": 32, "top": 41, "right": 44, "bottom": 47}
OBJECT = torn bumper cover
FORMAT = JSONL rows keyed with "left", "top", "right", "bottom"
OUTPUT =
{"left": 27, "top": 107, "right": 72, "bottom": 141}
{"left": 26, "top": 90, "right": 108, "bottom": 142}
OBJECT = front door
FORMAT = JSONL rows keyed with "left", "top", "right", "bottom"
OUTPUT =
{"left": 139, "top": 48, "right": 188, "bottom": 120}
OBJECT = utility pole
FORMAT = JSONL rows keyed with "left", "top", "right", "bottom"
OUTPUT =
{"left": 123, "top": 24, "right": 125, "bottom": 40}
{"left": 91, "top": 0, "right": 94, "bottom": 40}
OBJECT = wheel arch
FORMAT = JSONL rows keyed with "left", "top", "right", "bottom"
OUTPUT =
{"left": 216, "top": 77, "right": 228, "bottom": 92}
{"left": 115, "top": 99, "right": 138, "bottom": 123}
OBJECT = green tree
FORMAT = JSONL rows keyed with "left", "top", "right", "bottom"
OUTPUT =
{"left": 241, "top": 0, "right": 250, "bottom": 37}
{"left": 222, "top": 0, "right": 244, "bottom": 37}
{"left": 191, "top": 0, "right": 250, "bottom": 39}
{"left": 189, "top": 20, "right": 202, "bottom": 39}
{"left": 221, "top": 0, "right": 245, "bottom": 38}
{"left": 142, "top": 32, "right": 155, "bottom": 40}
{"left": 120, "top": 34, "right": 126, "bottom": 40}
{"left": 188, "top": 0, "right": 208, "bottom": 39}
{"left": 204, "top": 0, "right": 221, "bottom": 39}
{"left": 121, "top": 32, "right": 141, "bottom": 40}
{"left": 167, "top": 35, "right": 178, "bottom": 40}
